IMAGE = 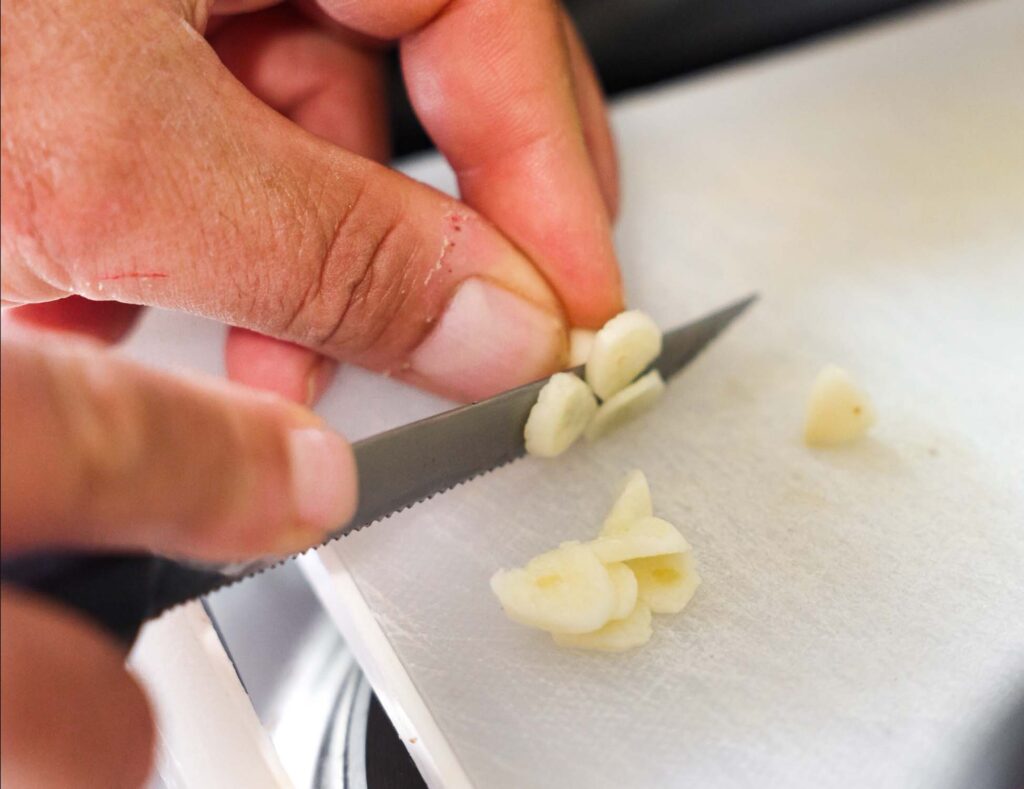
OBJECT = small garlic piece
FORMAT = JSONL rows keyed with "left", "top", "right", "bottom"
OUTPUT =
{"left": 552, "top": 602, "right": 653, "bottom": 652}
{"left": 568, "top": 328, "right": 596, "bottom": 367}
{"left": 605, "top": 562, "right": 640, "bottom": 621}
{"left": 804, "top": 365, "right": 876, "bottom": 446}
{"left": 601, "top": 470, "right": 653, "bottom": 532}
{"left": 585, "top": 311, "right": 662, "bottom": 400}
{"left": 585, "top": 370, "right": 665, "bottom": 441}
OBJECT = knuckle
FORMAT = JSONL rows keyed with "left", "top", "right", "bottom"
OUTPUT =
{"left": 1, "top": 137, "right": 74, "bottom": 299}
{"left": 52, "top": 349, "right": 273, "bottom": 535}
{"left": 1, "top": 8, "right": 195, "bottom": 299}
{"left": 285, "top": 181, "right": 417, "bottom": 357}
{"left": 50, "top": 355, "right": 152, "bottom": 513}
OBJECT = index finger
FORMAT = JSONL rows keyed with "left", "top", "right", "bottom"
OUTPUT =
{"left": 316, "top": 0, "right": 624, "bottom": 328}
{"left": 0, "top": 330, "right": 356, "bottom": 562}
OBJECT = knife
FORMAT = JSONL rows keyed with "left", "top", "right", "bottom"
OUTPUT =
{"left": 0, "top": 295, "right": 755, "bottom": 644}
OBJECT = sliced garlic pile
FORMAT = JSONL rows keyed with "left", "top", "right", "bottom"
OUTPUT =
{"left": 804, "top": 365, "right": 876, "bottom": 446}
{"left": 524, "top": 311, "right": 665, "bottom": 457}
{"left": 490, "top": 470, "right": 700, "bottom": 652}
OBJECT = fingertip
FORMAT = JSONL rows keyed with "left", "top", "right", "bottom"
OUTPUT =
{"left": 572, "top": 286, "right": 627, "bottom": 331}
{"left": 284, "top": 427, "right": 358, "bottom": 542}
{"left": 225, "top": 328, "right": 337, "bottom": 406}
{"left": 549, "top": 253, "right": 625, "bottom": 329}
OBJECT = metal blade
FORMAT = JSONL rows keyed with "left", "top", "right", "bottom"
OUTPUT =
{"left": 348, "top": 292, "right": 757, "bottom": 536}
{"left": 653, "top": 293, "right": 758, "bottom": 381}
{"left": 146, "top": 294, "right": 757, "bottom": 615}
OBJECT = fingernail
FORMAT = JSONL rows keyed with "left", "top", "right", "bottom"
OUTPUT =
{"left": 410, "top": 278, "right": 566, "bottom": 400}
{"left": 287, "top": 428, "right": 357, "bottom": 533}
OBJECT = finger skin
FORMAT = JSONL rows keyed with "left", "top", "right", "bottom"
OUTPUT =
{"left": 225, "top": 327, "right": 338, "bottom": 405}
{"left": 1, "top": 0, "right": 567, "bottom": 401}
{"left": 213, "top": 4, "right": 391, "bottom": 402}
{"left": 0, "top": 328, "right": 356, "bottom": 561}
{"left": 6, "top": 296, "right": 143, "bottom": 344}
{"left": 398, "top": 0, "right": 624, "bottom": 327}
{"left": 210, "top": 0, "right": 280, "bottom": 13}
{"left": 561, "top": 10, "right": 619, "bottom": 219}
{"left": 0, "top": 587, "right": 155, "bottom": 789}
{"left": 210, "top": 4, "right": 389, "bottom": 159}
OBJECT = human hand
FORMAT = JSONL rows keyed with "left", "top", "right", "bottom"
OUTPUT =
{"left": 2, "top": 0, "right": 623, "bottom": 404}
{"left": 0, "top": 326, "right": 358, "bottom": 787}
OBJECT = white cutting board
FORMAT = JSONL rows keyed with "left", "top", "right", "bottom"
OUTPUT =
{"left": 124, "top": 1, "right": 1024, "bottom": 786}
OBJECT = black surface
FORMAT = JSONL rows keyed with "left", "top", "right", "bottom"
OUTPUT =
{"left": 386, "top": 0, "right": 944, "bottom": 156}
{"left": 0, "top": 551, "right": 225, "bottom": 645}
{"left": 951, "top": 690, "right": 1024, "bottom": 789}
{"left": 366, "top": 693, "right": 429, "bottom": 789}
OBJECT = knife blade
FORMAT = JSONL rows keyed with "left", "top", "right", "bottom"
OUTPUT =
{"left": 0, "top": 294, "right": 755, "bottom": 643}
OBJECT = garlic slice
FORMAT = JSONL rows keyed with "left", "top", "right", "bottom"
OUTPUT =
{"left": 585, "top": 310, "right": 662, "bottom": 400}
{"left": 589, "top": 516, "right": 689, "bottom": 563}
{"left": 568, "top": 328, "right": 597, "bottom": 368}
{"left": 804, "top": 365, "right": 876, "bottom": 446}
{"left": 585, "top": 370, "right": 665, "bottom": 441}
{"left": 490, "top": 542, "right": 616, "bottom": 634}
{"left": 552, "top": 602, "right": 653, "bottom": 652}
{"left": 601, "top": 470, "right": 653, "bottom": 532}
{"left": 628, "top": 552, "right": 701, "bottom": 614}
{"left": 524, "top": 372, "right": 598, "bottom": 457}
{"left": 605, "top": 562, "right": 640, "bottom": 621}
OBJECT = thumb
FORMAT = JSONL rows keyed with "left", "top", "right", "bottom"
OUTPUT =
{"left": 0, "top": 328, "right": 357, "bottom": 562}
{"left": 1, "top": 1, "right": 567, "bottom": 401}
